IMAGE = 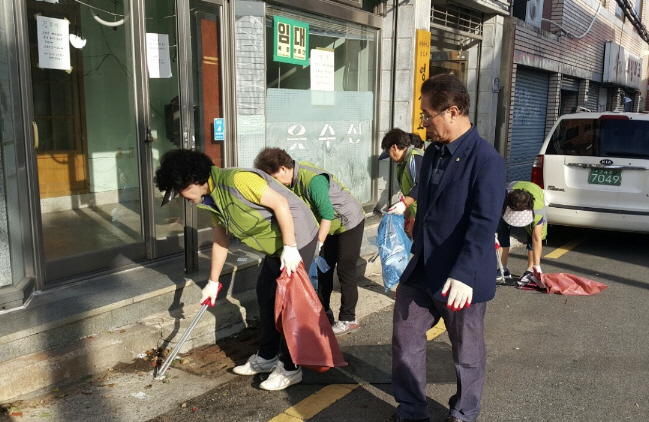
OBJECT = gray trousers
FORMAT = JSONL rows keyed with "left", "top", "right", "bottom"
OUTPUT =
{"left": 392, "top": 281, "right": 487, "bottom": 422}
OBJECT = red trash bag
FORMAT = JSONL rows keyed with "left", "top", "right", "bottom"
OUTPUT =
{"left": 534, "top": 272, "right": 608, "bottom": 296}
{"left": 275, "top": 262, "right": 347, "bottom": 372}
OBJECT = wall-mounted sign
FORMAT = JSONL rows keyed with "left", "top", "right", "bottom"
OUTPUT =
{"left": 412, "top": 29, "right": 431, "bottom": 141}
{"left": 273, "top": 16, "right": 309, "bottom": 66}
{"left": 214, "top": 118, "right": 225, "bottom": 141}
{"left": 36, "top": 15, "right": 71, "bottom": 71}
{"left": 603, "top": 41, "right": 642, "bottom": 90}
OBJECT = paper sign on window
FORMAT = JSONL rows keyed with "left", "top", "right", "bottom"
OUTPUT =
{"left": 146, "top": 33, "right": 172, "bottom": 78}
{"left": 310, "top": 49, "right": 334, "bottom": 91}
{"left": 36, "top": 15, "right": 71, "bottom": 71}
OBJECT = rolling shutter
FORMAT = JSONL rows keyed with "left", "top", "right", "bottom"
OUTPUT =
{"left": 508, "top": 68, "right": 549, "bottom": 181}
{"left": 561, "top": 76, "right": 579, "bottom": 92}
{"left": 586, "top": 81, "right": 599, "bottom": 112}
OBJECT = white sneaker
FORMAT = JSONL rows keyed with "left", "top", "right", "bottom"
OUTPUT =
{"left": 332, "top": 320, "right": 360, "bottom": 336}
{"left": 259, "top": 361, "right": 302, "bottom": 391}
{"left": 233, "top": 353, "right": 278, "bottom": 376}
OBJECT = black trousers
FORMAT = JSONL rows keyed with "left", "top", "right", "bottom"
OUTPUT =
{"left": 257, "top": 238, "right": 317, "bottom": 367}
{"left": 318, "top": 219, "right": 365, "bottom": 322}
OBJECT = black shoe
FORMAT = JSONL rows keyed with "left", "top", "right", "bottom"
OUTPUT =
{"left": 389, "top": 414, "right": 430, "bottom": 422}
{"left": 324, "top": 308, "right": 334, "bottom": 325}
{"left": 496, "top": 266, "right": 511, "bottom": 280}
{"left": 443, "top": 416, "right": 465, "bottom": 422}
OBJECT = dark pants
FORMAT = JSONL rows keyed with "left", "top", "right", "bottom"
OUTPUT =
{"left": 318, "top": 219, "right": 365, "bottom": 322}
{"left": 496, "top": 216, "right": 537, "bottom": 250}
{"left": 392, "top": 281, "right": 487, "bottom": 422}
{"left": 257, "top": 238, "right": 317, "bottom": 368}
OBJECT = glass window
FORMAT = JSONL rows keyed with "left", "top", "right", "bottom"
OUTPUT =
{"left": 146, "top": 0, "right": 185, "bottom": 242}
{"left": 235, "top": 3, "right": 377, "bottom": 203}
{"left": 27, "top": 0, "right": 143, "bottom": 281}
{"left": 547, "top": 118, "right": 649, "bottom": 159}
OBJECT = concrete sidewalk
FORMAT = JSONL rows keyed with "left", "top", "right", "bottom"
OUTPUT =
{"left": 0, "top": 257, "right": 394, "bottom": 422}
{"left": 0, "top": 214, "right": 383, "bottom": 403}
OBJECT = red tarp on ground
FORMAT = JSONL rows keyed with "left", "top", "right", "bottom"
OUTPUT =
{"left": 523, "top": 272, "right": 608, "bottom": 295}
{"left": 275, "top": 263, "right": 347, "bottom": 372}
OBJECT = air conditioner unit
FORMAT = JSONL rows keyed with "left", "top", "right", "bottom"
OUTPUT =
{"left": 525, "top": 0, "right": 544, "bottom": 28}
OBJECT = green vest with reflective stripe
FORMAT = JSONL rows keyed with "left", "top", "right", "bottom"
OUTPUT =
{"left": 292, "top": 161, "right": 365, "bottom": 235}
{"left": 508, "top": 181, "right": 548, "bottom": 240}
{"left": 396, "top": 146, "right": 423, "bottom": 217}
{"left": 198, "top": 167, "right": 318, "bottom": 256}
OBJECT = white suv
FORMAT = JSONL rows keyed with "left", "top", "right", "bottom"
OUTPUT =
{"left": 532, "top": 112, "right": 649, "bottom": 233}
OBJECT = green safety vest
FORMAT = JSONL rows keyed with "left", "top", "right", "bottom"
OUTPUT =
{"left": 507, "top": 181, "right": 548, "bottom": 240}
{"left": 291, "top": 161, "right": 365, "bottom": 235}
{"left": 198, "top": 167, "right": 318, "bottom": 257}
{"left": 396, "top": 146, "right": 423, "bottom": 217}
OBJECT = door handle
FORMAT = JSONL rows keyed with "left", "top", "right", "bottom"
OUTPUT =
{"left": 32, "top": 121, "right": 39, "bottom": 150}
{"left": 146, "top": 125, "right": 153, "bottom": 143}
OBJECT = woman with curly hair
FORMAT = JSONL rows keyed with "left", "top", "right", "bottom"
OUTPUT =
{"left": 154, "top": 149, "right": 318, "bottom": 391}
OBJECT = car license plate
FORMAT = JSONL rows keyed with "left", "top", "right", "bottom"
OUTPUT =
{"left": 588, "top": 168, "right": 622, "bottom": 186}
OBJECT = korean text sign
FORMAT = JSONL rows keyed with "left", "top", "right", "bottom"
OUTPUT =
{"left": 273, "top": 16, "right": 309, "bottom": 66}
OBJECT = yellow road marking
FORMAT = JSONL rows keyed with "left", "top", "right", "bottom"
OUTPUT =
{"left": 268, "top": 384, "right": 359, "bottom": 421}
{"left": 269, "top": 320, "right": 447, "bottom": 422}
{"left": 545, "top": 239, "right": 583, "bottom": 259}
{"left": 427, "top": 318, "right": 446, "bottom": 341}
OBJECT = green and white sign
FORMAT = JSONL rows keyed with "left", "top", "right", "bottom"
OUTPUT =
{"left": 273, "top": 16, "right": 309, "bottom": 66}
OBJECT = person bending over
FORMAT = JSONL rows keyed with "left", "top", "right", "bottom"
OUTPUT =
{"left": 496, "top": 181, "right": 547, "bottom": 287}
{"left": 154, "top": 149, "right": 318, "bottom": 391}
{"left": 254, "top": 147, "right": 365, "bottom": 336}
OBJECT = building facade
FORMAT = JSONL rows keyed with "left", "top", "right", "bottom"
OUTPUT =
{"left": 497, "top": 0, "right": 649, "bottom": 181}
{"left": 0, "top": 0, "right": 386, "bottom": 309}
{"left": 0, "top": 0, "right": 516, "bottom": 399}
{"left": 1, "top": 0, "right": 511, "bottom": 310}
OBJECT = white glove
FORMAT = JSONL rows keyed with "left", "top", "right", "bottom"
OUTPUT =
{"left": 200, "top": 279, "right": 221, "bottom": 307}
{"left": 388, "top": 200, "right": 406, "bottom": 215}
{"left": 532, "top": 265, "right": 545, "bottom": 288}
{"left": 441, "top": 277, "right": 473, "bottom": 311}
{"left": 315, "top": 241, "right": 324, "bottom": 257}
{"left": 280, "top": 244, "right": 302, "bottom": 277}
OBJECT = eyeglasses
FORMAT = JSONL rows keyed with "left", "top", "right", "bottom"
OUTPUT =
{"left": 420, "top": 109, "right": 447, "bottom": 124}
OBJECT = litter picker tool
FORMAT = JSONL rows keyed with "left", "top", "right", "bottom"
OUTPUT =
{"left": 154, "top": 292, "right": 218, "bottom": 380}
{"left": 495, "top": 234, "right": 506, "bottom": 281}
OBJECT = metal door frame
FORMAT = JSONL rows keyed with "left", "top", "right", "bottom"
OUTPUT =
{"left": 173, "top": 0, "right": 236, "bottom": 271}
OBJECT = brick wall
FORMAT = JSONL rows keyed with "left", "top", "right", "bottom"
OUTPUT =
{"left": 514, "top": 0, "right": 646, "bottom": 80}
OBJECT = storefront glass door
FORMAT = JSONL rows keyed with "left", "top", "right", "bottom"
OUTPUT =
{"left": 189, "top": 0, "right": 230, "bottom": 239}
{"left": 27, "top": 0, "right": 145, "bottom": 283}
{"left": 147, "top": 0, "right": 185, "bottom": 250}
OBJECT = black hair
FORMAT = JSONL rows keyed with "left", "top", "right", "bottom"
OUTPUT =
{"left": 420, "top": 73, "right": 470, "bottom": 116}
{"left": 506, "top": 189, "right": 534, "bottom": 211}
{"left": 381, "top": 128, "right": 425, "bottom": 151}
{"left": 253, "top": 147, "right": 294, "bottom": 175}
{"left": 154, "top": 149, "right": 214, "bottom": 193}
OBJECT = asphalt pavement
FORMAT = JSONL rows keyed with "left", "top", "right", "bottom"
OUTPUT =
{"left": 3, "top": 226, "right": 649, "bottom": 422}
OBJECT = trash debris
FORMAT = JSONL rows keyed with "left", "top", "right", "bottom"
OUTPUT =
{"left": 131, "top": 392, "right": 147, "bottom": 400}
{"left": 143, "top": 347, "right": 170, "bottom": 368}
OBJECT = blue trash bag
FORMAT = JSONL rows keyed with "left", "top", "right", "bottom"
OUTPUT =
{"left": 377, "top": 214, "right": 412, "bottom": 292}
{"left": 308, "top": 256, "right": 331, "bottom": 291}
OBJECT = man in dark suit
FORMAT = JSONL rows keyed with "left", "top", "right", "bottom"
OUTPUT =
{"left": 391, "top": 74, "right": 506, "bottom": 422}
